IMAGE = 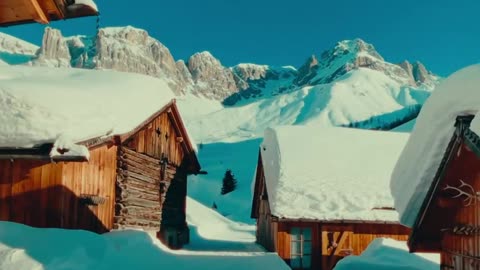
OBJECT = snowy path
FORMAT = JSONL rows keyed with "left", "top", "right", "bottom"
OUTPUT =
{"left": 0, "top": 197, "right": 288, "bottom": 270}
{"left": 185, "top": 197, "right": 262, "bottom": 252}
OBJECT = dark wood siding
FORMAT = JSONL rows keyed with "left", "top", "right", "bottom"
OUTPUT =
{"left": 125, "top": 111, "right": 185, "bottom": 167}
{"left": 61, "top": 144, "right": 117, "bottom": 232}
{"left": 421, "top": 142, "right": 480, "bottom": 270}
{"left": 0, "top": 159, "right": 63, "bottom": 227}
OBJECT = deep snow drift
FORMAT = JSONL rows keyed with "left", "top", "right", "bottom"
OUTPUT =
{"left": 0, "top": 198, "right": 289, "bottom": 270}
{"left": 333, "top": 238, "right": 439, "bottom": 270}
{"left": 261, "top": 126, "right": 409, "bottom": 221}
{"left": 391, "top": 64, "right": 480, "bottom": 226}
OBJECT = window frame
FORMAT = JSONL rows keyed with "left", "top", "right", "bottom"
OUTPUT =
{"left": 290, "top": 227, "right": 312, "bottom": 269}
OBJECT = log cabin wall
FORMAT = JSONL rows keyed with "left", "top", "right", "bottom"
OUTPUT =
{"left": 116, "top": 109, "right": 190, "bottom": 247}
{"left": 274, "top": 221, "right": 410, "bottom": 270}
{"left": 61, "top": 144, "right": 117, "bottom": 233}
{"left": 115, "top": 146, "right": 167, "bottom": 230}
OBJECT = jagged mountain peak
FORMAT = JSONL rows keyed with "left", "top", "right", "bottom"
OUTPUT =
{"left": 0, "top": 26, "right": 440, "bottom": 104}
{"left": 294, "top": 38, "right": 438, "bottom": 89}
{"left": 334, "top": 38, "right": 384, "bottom": 60}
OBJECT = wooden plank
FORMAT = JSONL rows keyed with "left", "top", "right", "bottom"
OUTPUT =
{"left": 0, "top": 161, "right": 12, "bottom": 220}
{"left": 28, "top": 0, "right": 49, "bottom": 24}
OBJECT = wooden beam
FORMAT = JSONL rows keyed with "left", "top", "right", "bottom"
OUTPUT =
{"left": 28, "top": 0, "right": 49, "bottom": 24}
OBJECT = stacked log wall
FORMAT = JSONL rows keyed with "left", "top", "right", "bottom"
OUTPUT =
{"left": 114, "top": 146, "right": 176, "bottom": 230}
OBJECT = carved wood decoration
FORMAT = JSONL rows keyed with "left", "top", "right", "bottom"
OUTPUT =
{"left": 443, "top": 179, "right": 480, "bottom": 207}
{"left": 441, "top": 224, "right": 480, "bottom": 236}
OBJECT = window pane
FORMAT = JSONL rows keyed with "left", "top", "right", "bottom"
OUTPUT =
{"left": 290, "top": 256, "right": 301, "bottom": 268}
{"left": 291, "top": 241, "right": 301, "bottom": 255}
{"left": 303, "top": 255, "right": 312, "bottom": 269}
{"left": 291, "top": 227, "right": 301, "bottom": 241}
{"left": 303, "top": 241, "right": 312, "bottom": 254}
{"left": 303, "top": 228, "right": 312, "bottom": 241}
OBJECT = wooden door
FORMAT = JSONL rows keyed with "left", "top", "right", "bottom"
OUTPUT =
{"left": 320, "top": 225, "right": 354, "bottom": 270}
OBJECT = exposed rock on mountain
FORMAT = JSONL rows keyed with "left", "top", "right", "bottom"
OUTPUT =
{"left": 0, "top": 27, "right": 439, "bottom": 105}
{"left": 223, "top": 64, "right": 298, "bottom": 105}
{"left": 187, "top": 51, "right": 238, "bottom": 99}
{"left": 294, "top": 55, "right": 319, "bottom": 86}
{"left": 32, "top": 27, "right": 71, "bottom": 67}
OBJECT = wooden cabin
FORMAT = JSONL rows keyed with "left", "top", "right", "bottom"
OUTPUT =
{"left": 0, "top": 100, "right": 201, "bottom": 249}
{"left": 389, "top": 64, "right": 480, "bottom": 270}
{"left": 251, "top": 126, "right": 411, "bottom": 270}
{"left": 396, "top": 116, "right": 480, "bottom": 269}
{"left": 0, "top": 0, "right": 98, "bottom": 26}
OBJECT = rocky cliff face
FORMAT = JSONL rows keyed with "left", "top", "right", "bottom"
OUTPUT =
{"left": 187, "top": 51, "right": 238, "bottom": 99}
{"left": 2, "top": 26, "right": 439, "bottom": 104}
{"left": 32, "top": 27, "right": 71, "bottom": 67}
{"left": 294, "top": 39, "right": 434, "bottom": 89}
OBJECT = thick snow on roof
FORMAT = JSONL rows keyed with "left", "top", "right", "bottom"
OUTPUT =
{"left": 391, "top": 64, "right": 480, "bottom": 227}
{"left": 74, "top": 0, "right": 98, "bottom": 11}
{"left": 333, "top": 238, "right": 439, "bottom": 270}
{"left": 0, "top": 66, "right": 175, "bottom": 148}
{"left": 261, "top": 126, "right": 409, "bottom": 222}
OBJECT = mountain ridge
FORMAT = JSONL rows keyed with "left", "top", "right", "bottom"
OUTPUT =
{"left": 0, "top": 26, "right": 438, "bottom": 105}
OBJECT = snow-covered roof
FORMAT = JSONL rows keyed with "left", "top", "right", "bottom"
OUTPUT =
{"left": 74, "top": 0, "right": 98, "bottom": 12}
{"left": 260, "top": 126, "right": 409, "bottom": 222}
{"left": 391, "top": 64, "right": 480, "bottom": 227}
{"left": 0, "top": 66, "right": 176, "bottom": 152}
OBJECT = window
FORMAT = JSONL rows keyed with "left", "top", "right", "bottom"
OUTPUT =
{"left": 290, "top": 227, "right": 312, "bottom": 269}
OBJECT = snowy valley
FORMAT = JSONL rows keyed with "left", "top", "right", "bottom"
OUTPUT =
{"left": 0, "top": 25, "right": 444, "bottom": 270}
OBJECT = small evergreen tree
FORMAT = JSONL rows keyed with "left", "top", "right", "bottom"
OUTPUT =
{"left": 221, "top": 169, "right": 237, "bottom": 195}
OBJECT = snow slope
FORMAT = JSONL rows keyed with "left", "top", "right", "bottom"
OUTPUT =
{"left": 333, "top": 238, "right": 439, "bottom": 270}
{"left": 0, "top": 198, "right": 288, "bottom": 270}
{"left": 0, "top": 66, "right": 174, "bottom": 148}
{"left": 391, "top": 64, "right": 480, "bottom": 227}
{"left": 187, "top": 138, "right": 262, "bottom": 224}
{"left": 0, "top": 33, "right": 38, "bottom": 65}
{"left": 182, "top": 68, "right": 430, "bottom": 143}
{"left": 261, "top": 126, "right": 409, "bottom": 221}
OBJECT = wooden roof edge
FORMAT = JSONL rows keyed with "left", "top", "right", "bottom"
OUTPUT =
{"left": 0, "top": 0, "right": 99, "bottom": 27}
{"left": 251, "top": 150, "right": 263, "bottom": 219}
{"left": 166, "top": 100, "right": 201, "bottom": 173}
{"left": 272, "top": 216, "right": 404, "bottom": 225}
{"left": 408, "top": 115, "right": 471, "bottom": 250}
{"left": 118, "top": 100, "right": 176, "bottom": 144}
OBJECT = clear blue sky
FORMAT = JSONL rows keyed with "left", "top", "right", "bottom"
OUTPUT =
{"left": 2, "top": 0, "right": 479, "bottom": 76}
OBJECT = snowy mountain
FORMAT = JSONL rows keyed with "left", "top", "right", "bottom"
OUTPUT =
{"left": 0, "top": 32, "right": 38, "bottom": 65}
{"left": 0, "top": 26, "right": 438, "bottom": 104}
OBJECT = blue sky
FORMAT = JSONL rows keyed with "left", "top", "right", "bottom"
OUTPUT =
{"left": 2, "top": 0, "right": 479, "bottom": 76}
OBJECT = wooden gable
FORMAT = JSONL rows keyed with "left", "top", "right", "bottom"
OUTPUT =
{"left": 409, "top": 116, "right": 480, "bottom": 253}
{"left": 0, "top": 0, "right": 98, "bottom": 27}
{"left": 118, "top": 100, "right": 200, "bottom": 174}
{"left": 251, "top": 150, "right": 265, "bottom": 219}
